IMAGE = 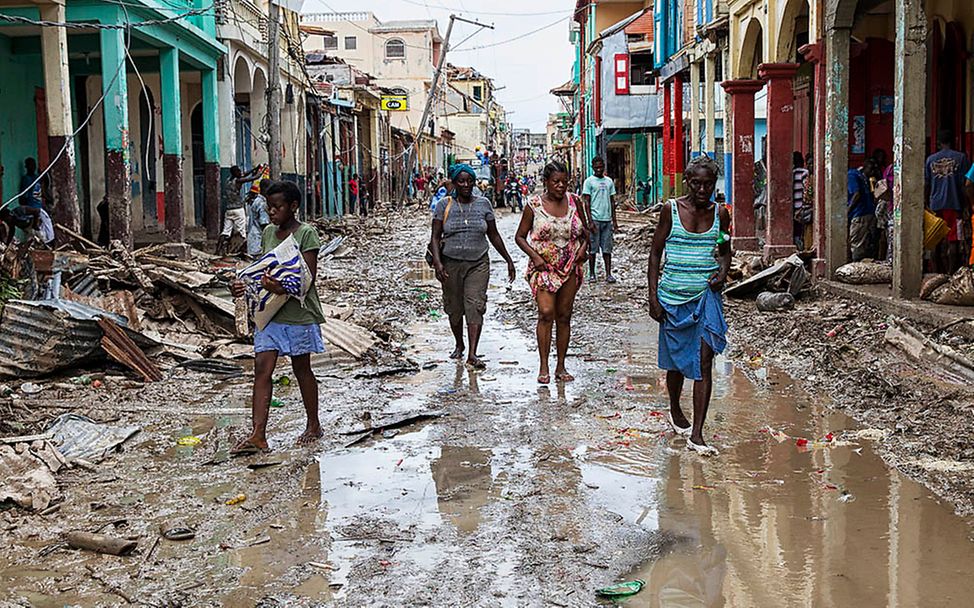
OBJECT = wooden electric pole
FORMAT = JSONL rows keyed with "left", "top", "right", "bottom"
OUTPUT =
{"left": 267, "top": 0, "right": 282, "bottom": 179}
{"left": 400, "top": 14, "right": 492, "bottom": 204}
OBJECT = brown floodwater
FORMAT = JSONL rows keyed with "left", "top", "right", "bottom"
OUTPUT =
{"left": 583, "top": 320, "right": 974, "bottom": 607}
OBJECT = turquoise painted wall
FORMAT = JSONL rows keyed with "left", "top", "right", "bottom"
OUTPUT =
{"left": 0, "top": 35, "right": 43, "bottom": 205}
{"left": 634, "top": 133, "right": 648, "bottom": 185}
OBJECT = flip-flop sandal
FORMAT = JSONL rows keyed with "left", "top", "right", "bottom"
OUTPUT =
{"left": 230, "top": 441, "right": 270, "bottom": 456}
{"left": 537, "top": 374, "right": 550, "bottom": 385}
{"left": 555, "top": 373, "right": 575, "bottom": 383}
{"left": 667, "top": 412, "right": 692, "bottom": 437}
{"left": 160, "top": 521, "right": 196, "bottom": 541}
{"left": 465, "top": 360, "right": 487, "bottom": 371}
{"left": 686, "top": 438, "right": 719, "bottom": 457}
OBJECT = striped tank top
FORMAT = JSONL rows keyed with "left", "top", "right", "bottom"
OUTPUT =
{"left": 658, "top": 200, "right": 720, "bottom": 306}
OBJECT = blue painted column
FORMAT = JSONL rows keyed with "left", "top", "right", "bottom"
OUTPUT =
{"left": 100, "top": 28, "right": 132, "bottom": 248}
{"left": 201, "top": 68, "right": 221, "bottom": 239}
{"left": 160, "top": 47, "right": 184, "bottom": 241}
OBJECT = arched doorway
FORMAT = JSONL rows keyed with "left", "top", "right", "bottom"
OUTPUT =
{"left": 233, "top": 56, "right": 253, "bottom": 169}
{"left": 738, "top": 18, "right": 764, "bottom": 80}
{"left": 139, "top": 89, "right": 158, "bottom": 227}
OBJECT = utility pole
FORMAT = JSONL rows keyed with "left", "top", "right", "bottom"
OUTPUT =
{"left": 267, "top": 0, "right": 282, "bottom": 179}
{"left": 400, "top": 14, "right": 493, "bottom": 204}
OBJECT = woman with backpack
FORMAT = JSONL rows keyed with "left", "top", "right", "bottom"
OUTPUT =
{"left": 429, "top": 163, "right": 516, "bottom": 369}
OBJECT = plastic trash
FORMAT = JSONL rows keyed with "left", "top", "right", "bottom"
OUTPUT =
{"left": 226, "top": 494, "right": 246, "bottom": 505}
{"left": 20, "top": 382, "right": 43, "bottom": 395}
{"left": 270, "top": 398, "right": 284, "bottom": 408}
{"left": 273, "top": 375, "right": 291, "bottom": 386}
{"left": 176, "top": 436, "right": 201, "bottom": 446}
{"left": 756, "top": 291, "right": 795, "bottom": 312}
{"left": 595, "top": 580, "right": 645, "bottom": 598}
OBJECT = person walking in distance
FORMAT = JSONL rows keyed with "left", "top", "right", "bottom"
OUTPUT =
{"left": 582, "top": 157, "right": 619, "bottom": 283}
{"left": 648, "top": 156, "right": 730, "bottom": 456}
{"left": 219, "top": 164, "right": 264, "bottom": 255}
{"left": 515, "top": 161, "right": 589, "bottom": 384}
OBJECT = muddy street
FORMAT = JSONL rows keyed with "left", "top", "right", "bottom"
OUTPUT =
{"left": 3, "top": 212, "right": 974, "bottom": 607}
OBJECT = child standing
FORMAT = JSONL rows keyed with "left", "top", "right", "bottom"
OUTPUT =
{"left": 231, "top": 180, "right": 325, "bottom": 452}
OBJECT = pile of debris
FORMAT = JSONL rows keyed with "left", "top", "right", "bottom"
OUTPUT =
{"left": 724, "top": 253, "right": 812, "bottom": 312}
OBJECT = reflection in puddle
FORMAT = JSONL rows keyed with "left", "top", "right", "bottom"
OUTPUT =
{"left": 318, "top": 428, "right": 494, "bottom": 594}
{"left": 589, "top": 318, "right": 974, "bottom": 607}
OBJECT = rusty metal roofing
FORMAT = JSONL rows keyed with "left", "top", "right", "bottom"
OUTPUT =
{"left": 0, "top": 300, "right": 128, "bottom": 379}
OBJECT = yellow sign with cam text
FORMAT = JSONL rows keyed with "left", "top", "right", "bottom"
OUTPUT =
{"left": 380, "top": 95, "right": 408, "bottom": 111}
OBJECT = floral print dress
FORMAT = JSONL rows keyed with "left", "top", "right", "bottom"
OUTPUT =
{"left": 526, "top": 193, "right": 586, "bottom": 296}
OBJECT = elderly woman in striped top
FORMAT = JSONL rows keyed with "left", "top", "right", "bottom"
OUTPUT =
{"left": 648, "top": 156, "right": 731, "bottom": 456}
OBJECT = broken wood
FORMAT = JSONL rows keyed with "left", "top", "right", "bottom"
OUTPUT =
{"left": 67, "top": 531, "right": 138, "bottom": 556}
{"left": 109, "top": 240, "right": 154, "bottom": 291}
{"left": 340, "top": 410, "right": 447, "bottom": 447}
{"left": 55, "top": 223, "right": 105, "bottom": 252}
{"left": 97, "top": 318, "right": 164, "bottom": 382}
{"left": 885, "top": 320, "right": 974, "bottom": 384}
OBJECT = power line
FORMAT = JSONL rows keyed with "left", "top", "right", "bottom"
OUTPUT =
{"left": 451, "top": 15, "right": 569, "bottom": 52}
{"left": 0, "top": 7, "right": 211, "bottom": 30}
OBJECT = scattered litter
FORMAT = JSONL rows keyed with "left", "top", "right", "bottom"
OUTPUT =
{"left": 835, "top": 261, "right": 892, "bottom": 285}
{"left": 160, "top": 521, "right": 196, "bottom": 541}
{"left": 20, "top": 382, "right": 43, "bottom": 395}
{"left": 0, "top": 442, "right": 64, "bottom": 510}
{"left": 66, "top": 531, "right": 137, "bottom": 556}
{"left": 595, "top": 579, "right": 645, "bottom": 598}
{"left": 270, "top": 398, "right": 285, "bottom": 408}
{"left": 176, "top": 436, "right": 202, "bottom": 447}
{"left": 46, "top": 413, "right": 140, "bottom": 461}
{"left": 225, "top": 493, "right": 247, "bottom": 506}
{"left": 838, "top": 492, "right": 856, "bottom": 503}
{"left": 756, "top": 291, "right": 795, "bottom": 312}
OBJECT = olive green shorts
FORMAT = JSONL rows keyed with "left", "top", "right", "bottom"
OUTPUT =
{"left": 441, "top": 254, "right": 490, "bottom": 325}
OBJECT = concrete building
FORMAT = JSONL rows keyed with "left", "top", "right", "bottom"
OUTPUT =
{"left": 301, "top": 12, "right": 443, "bottom": 170}
{"left": 217, "top": 0, "right": 313, "bottom": 234}
{"left": 646, "top": 0, "right": 974, "bottom": 301}
{"left": 0, "top": 0, "right": 225, "bottom": 246}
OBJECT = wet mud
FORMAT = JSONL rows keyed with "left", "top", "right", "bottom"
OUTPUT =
{"left": 3, "top": 212, "right": 974, "bottom": 606}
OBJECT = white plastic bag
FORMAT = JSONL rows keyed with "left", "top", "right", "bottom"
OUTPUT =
{"left": 237, "top": 235, "right": 312, "bottom": 330}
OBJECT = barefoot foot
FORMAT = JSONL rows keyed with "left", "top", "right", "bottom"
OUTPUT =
{"left": 297, "top": 426, "right": 323, "bottom": 445}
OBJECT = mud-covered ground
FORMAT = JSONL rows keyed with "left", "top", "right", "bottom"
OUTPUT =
{"left": 4, "top": 208, "right": 974, "bottom": 607}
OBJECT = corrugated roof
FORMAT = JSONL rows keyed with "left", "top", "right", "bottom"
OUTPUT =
{"left": 0, "top": 299, "right": 150, "bottom": 379}
{"left": 625, "top": 11, "right": 654, "bottom": 43}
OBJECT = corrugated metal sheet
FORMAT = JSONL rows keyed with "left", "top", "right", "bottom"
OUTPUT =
{"left": 0, "top": 300, "right": 128, "bottom": 379}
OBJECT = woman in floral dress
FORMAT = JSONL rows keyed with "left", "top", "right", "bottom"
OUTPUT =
{"left": 515, "top": 160, "right": 589, "bottom": 384}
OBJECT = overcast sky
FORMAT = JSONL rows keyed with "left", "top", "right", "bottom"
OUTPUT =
{"left": 302, "top": 0, "right": 575, "bottom": 132}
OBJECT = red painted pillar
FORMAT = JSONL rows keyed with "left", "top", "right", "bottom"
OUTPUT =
{"left": 663, "top": 81, "right": 672, "bottom": 190}
{"left": 720, "top": 79, "right": 764, "bottom": 251}
{"left": 674, "top": 74, "right": 684, "bottom": 184}
{"left": 759, "top": 62, "right": 800, "bottom": 260}
{"left": 801, "top": 42, "right": 828, "bottom": 277}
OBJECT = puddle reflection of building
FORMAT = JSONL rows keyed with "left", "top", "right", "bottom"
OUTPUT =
{"left": 638, "top": 451, "right": 728, "bottom": 608}
{"left": 430, "top": 446, "right": 493, "bottom": 535}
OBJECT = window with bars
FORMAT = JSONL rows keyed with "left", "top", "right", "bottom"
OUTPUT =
{"left": 385, "top": 39, "right": 406, "bottom": 59}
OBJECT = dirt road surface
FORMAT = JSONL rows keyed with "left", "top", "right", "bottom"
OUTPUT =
{"left": 3, "top": 212, "right": 974, "bottom": 607}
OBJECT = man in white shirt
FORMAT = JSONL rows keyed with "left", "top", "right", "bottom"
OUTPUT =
{"left": 582, "top": 157, "right": 618, "bottom": 283}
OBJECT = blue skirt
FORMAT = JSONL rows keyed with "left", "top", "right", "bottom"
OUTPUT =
{"left": 658, "top": 289, "right": 728, "bottom": 381}
{"left": 254, "top": 322, "right": 325, "bottom": 356}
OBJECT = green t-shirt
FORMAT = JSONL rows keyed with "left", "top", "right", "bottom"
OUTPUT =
{"left": 582, "top": 175, "right": 616, "bottom": 221}
{"left": 261, "top": 222, "right": 326, "bottom": 325}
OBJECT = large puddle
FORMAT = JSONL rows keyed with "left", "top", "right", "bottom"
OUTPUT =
{"left": 579, "top": 321, "right": 974, "bottom": 607}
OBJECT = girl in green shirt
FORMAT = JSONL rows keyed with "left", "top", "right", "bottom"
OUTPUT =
{"left": 231, "top": 180, "right": 325, "bottom": 453}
